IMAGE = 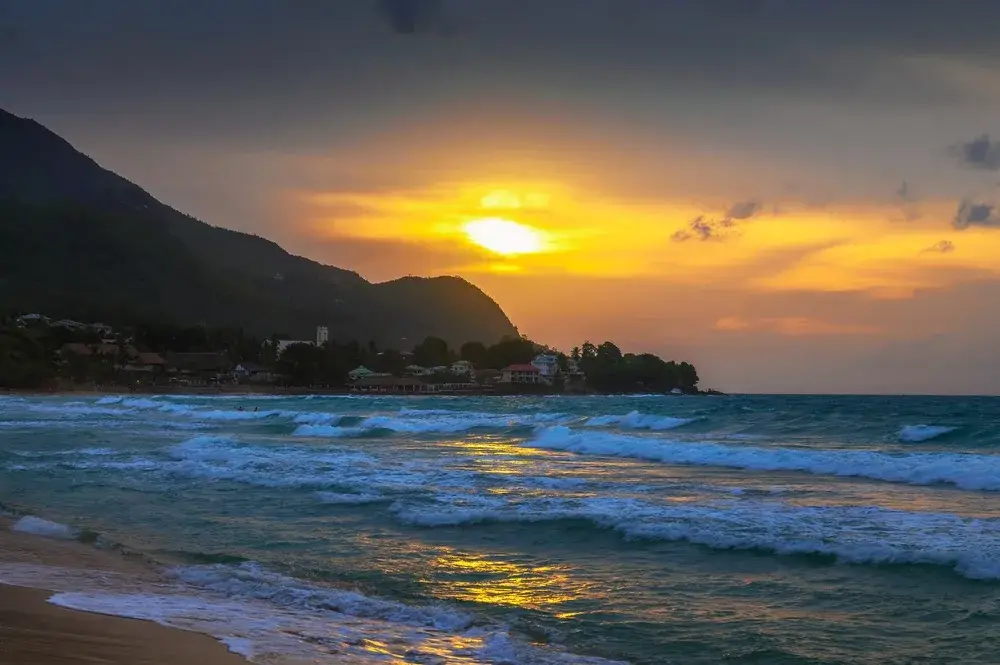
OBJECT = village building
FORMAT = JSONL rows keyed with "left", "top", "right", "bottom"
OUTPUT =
{"left": 165, "top": 352, "right": 232, "bottom": 384}
{"left": 499, "top": 364, "right": 543, "bottom": 385}
{"left": 450, "top": 360, "right": 475, "bottom": 378}
{"left": 350, "top": 376, "right": 435, "bottom": 394}
{"left": 530, "top": 354, "right": 560, "bottom": 383}
{"left": 348, "top": 365, "right": 391, "bottom": 381}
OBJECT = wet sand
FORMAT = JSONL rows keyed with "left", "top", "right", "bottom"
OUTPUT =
{"left": 0, "top": 517, "right": 247, "bottom": 665}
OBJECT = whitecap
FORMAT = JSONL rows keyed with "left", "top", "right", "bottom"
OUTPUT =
{"left": 899, "top": 424, "right": 958, "bottom": 443}
{"left": 585, "top": 410, "right": 697, "bottom": 431}
{"left": 526, "top": 426, "right": 1000, "bottom": 491}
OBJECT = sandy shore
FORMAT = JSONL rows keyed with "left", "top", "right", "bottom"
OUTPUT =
{"left": 0, "top": 517, "right": 247, "bottom": 665}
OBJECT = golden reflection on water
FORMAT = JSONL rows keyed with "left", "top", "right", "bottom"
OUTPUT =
{"left": 426, "top": 548, "right": 593, "bottom": 613}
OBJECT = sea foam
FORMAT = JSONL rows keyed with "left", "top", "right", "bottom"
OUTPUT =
{"left": 899, "top": 424, "right": 958, "bottom": 443}
{"left": 585, "top": 410, "right": 698, "bottom": 430}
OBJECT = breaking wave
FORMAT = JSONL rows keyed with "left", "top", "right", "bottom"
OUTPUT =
{"left": 391, "top": 495, "right": 1000, "bottom": 580}
{"left": 585, "top": 410, "right": 698, "bottom": 430}
{"left": 526, "top": 426, "right": 1000, "bottom": 491}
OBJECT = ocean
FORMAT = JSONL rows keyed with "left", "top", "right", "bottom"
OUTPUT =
{"left": 1, "top": 393, "right": 999, "bottom": 664}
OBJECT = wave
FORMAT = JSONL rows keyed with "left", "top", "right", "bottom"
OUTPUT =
{"left": 585, "top": 410, "right": 698, "bottom": 431}
{"left": 165, "top": 436, "right": 477, "bottom": 493}
{"left": 35, "top": 561, "right": 625, "bottom": 665}
{"left": 5, "top": 560, "right": 622, "bottom": 665}
{"left": 899, "top": 424, "right": 959, "bottom": 443}
{"left": 84, "top": 397, "right": 572, "bottom": 435}
{"left": 391, "top": 495, "right": 1000, "bottom": 580}
{"left": 315, "top": 491, "right": 386, "bottom": 504}
{"left": 526, "top": 426, "right": 1000, "bottom": 491}
{"left": 292, "top": 411, "right": 569, "bottom": 437}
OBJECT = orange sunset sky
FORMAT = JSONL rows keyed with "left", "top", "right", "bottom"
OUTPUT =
{"left": 5, "top": 1, "right": 1000, "bottom": 393}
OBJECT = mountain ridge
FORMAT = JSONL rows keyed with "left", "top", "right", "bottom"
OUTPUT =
{"left": 0, "top": 108, "right": 519, "bottom": 347}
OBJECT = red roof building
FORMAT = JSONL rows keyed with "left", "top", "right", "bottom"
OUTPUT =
{"left": 500, "top": 364, "right": 543, "bottom": 384}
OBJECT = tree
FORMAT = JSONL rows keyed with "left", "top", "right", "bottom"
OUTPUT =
{"left": 459, "top": 341, "right": 489, "bottom": 368}
{"left": 569, "top": 339, "right": 699, "bottom": 393}
{"left": 677, "top": 361, "right": 699, "bottom": 389}
{"left": 412, "top": 336, "right": 451, "bottom": 367}
{"left": 556, "top": 352, "right": 570, "bottom": 372}
{"left": 275, "top": 343, "right": 325, "bottom": 386}
{"left": 485, "top": 336, "right": 535, "bottom": 369}
{"left": 596, "top": 341, "right": 623, "bottom": 364}
{"left": 372, "top": 349, "right": 408, "bottom": 375}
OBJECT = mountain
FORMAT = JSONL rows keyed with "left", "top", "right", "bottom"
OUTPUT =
{"left": 0, "top": 109, "right": 519, "bottom": 347}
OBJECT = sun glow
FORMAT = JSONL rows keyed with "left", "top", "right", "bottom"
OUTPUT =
{"left": 462, "top": 217, "right": 549, "bottom": 256}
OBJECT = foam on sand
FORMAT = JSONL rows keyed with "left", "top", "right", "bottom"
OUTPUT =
{"left": 11, "top": 516, "right": 77, "bottom": 540}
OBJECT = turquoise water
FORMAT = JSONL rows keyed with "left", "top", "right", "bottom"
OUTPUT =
{"left": 2, "top": 393, "right": 1000, "bottom": 664}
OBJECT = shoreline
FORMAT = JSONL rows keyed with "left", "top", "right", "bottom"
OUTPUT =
{"left": 2, "top": 386, "right": 721, "bottom": 397}
{"left": 0, "top": 516, "right": 248, "bottom": 665}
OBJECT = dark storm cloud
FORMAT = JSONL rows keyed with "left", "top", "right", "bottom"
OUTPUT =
{"left": 377, "top": 0, "right": 442, "bottom": 34}
{"left": 5, "top": 0, "right": 1000, "bottom": 124}
{"left": 952, "top": 200, "right": 1000, "bottom": 229}
{"left": 951, "top": 134, "right": 1000, "bottom": 172}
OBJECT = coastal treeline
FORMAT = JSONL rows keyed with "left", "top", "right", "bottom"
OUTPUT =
{"left": 0, "top": 316, "right": 700, "bottom": 393}
{"left": 572, "top": 341, "right": 699, "bottom": 393}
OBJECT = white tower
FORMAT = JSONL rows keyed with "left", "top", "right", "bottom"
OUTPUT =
{"left": 316, "top": 325, "right": 329, "bottom": 346}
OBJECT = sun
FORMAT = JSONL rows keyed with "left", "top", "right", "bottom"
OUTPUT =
{"left": 462, "top": 217, "right": 548, "bottom": 256}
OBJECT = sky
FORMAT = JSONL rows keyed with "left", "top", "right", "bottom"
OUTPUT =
{"left": 4, "top": 0, "right": 1000, "bottom": 394}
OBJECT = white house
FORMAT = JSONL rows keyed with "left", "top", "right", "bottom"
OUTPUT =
{"left": 531, "top": 354, "right": 559, "bottom": 380}
{"left": 450, "top": 360, "right": 475, "bottom": 378}
{"left": 348, "top": 366, "right": 390, "bottom": 381}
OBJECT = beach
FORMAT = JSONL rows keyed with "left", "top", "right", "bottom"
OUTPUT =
{"left": 0, "top": 516, "right": 247, "bottom": 665}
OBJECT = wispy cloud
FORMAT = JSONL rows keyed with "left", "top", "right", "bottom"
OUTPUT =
{"left": 922, "top": 240, "right": 956, "bottom": 254}
{"left": 671, "top": 200, "right": 762, "bottom": 242}
{"left": 715, "top": 316, "right": 881, "bottom": 336}
{"left": 671, "top": 215, "right": 737, "bottom": 242}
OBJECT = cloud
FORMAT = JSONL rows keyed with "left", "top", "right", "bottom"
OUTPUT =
{"left": 897, "top": 180, "right": 912, "bottom": 201}
{"left": 952, "top": 199, "right": 1000, "bottom": 229}
{"left": 951, "top": 134, "right": 1000, "bottom": 171}
{"left": 922, "top": 240, "right": 956, "bottom": 254}
{"left": 714, "top": 316, "right": 882, "bottom": 337}
{"left": 377, "top": 0, "right": 442, "bottom": 34}
{"left": 725, "top": 199, "right": 761, "bottom": 220}
{"left": 672, "top": 199, "right": 762, "bottom": 242}
{"left": 671, "top": 215, "right": 738, "bottom": 242}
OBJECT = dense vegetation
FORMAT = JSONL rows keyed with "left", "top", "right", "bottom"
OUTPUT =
{"left": 0, "top": 317, "right": 700, "bottom": 394}
{"left": 572, "top": 341, "right": 699, "bottom": 393}
{"left": 0, "top": 108, "right": 519, "bottom": 347}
